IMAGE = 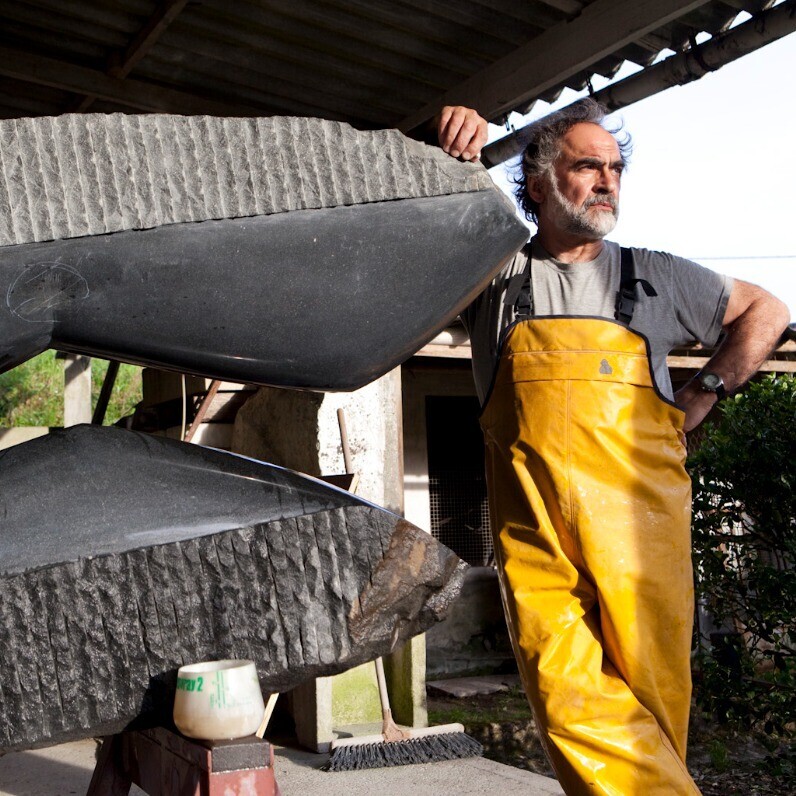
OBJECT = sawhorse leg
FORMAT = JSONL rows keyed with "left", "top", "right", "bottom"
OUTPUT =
{"left": 86, "top": 728, "right": 278, "bottom": 796}
{"left": 87, "top": 735, "right": 133, "bottom": 795}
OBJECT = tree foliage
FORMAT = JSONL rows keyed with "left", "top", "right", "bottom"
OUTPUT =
{"left": 689, "top": 374, "right": 796, "bottom": 734}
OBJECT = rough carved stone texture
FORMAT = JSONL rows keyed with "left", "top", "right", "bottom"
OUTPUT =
{"left": 0, "top": 114, "right": 494, "bottom": 247}
{"left": 0, "top": 427, "right": 467, "bottom": 753}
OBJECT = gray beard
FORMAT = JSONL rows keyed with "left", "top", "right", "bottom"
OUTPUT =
{"left": 547, "top": 179, "right": 618, "bottom": 240}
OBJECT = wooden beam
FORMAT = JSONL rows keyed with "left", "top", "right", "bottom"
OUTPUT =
{"left": 399, "top": 0, "right": 712, "bottom": 130}
{"left": 63, "top": 355, "right": 92, "bottom": 427}
{"left": 514, "top": 0, "right": 796, "bottom": 123}
{"left": 413, "top": 328, "right": 796, "bottom": 370}
{"left": 0, "top": 45, "right": 263, "bottom": 116}
{"left": 415, "top": 343, "right": 473, "bottom": 359}
{"left": 110, "top": 0, "right": 191, "bottom": 79}
{"left": 415, "top": 348, "right": 796, "bottom": 370}
{"left": 533, "top": 0, "right": 585, "bottom": 13}
{"left": 71, "top": 0, "right": 190, "bottom": 112}
{"left": 667, "top": 356, "right": 796, "bottom": 373}
{"left": 467, "top": 0, "right": 575, "bottom": 26}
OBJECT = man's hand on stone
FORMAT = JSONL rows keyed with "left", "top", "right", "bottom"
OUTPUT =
{"left": 435, "top": 106, "right": 488, "bottom": 162}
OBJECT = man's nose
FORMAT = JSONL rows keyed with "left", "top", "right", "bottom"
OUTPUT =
{"left": 596, "top": 167, "right": 619, "bottom": 194}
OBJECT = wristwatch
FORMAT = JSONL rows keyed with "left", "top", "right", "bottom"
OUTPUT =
{"left": 697, "top": 371, "right": 727, "bottom": 401}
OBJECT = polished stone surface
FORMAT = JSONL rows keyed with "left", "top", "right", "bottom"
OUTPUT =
{"left": 0, "top": 193, "right": 526, "bottom": 389}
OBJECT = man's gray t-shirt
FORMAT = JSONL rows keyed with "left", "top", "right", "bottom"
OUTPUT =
{"left": 462, "top": 239, "right": 733, "bottom": 404}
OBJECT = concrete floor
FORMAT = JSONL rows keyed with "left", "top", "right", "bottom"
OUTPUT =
{"left": 0, "top": 738, "right": 564, "bottom": 796}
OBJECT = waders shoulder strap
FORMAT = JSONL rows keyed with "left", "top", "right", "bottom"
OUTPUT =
{"left": 504, "top": 258, "right": 533, "bottom": 319}
{"left": 615, "top": 247, "right": 657, "bottom": 325}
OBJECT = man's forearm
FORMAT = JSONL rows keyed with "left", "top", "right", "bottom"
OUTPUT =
{"left": 676, "top": 289, "right": 790, "bottom": 432}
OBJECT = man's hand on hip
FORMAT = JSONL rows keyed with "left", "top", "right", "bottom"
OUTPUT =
{"left": 675, "top": 279, "right": 790, "bottom": 433}
{"left": 674, "top": 382, "right": 719, "bottom": 434}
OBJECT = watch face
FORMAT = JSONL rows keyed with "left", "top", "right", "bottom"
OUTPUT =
{"left": 700, "top": 372, "right": 722, "bottom": 391}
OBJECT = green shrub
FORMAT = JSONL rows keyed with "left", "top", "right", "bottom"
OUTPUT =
{"left": 689, "top": 374, "right": 796, "bottom": 735}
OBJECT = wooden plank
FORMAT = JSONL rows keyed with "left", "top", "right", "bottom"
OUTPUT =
{"left": 169, "top": 16, "right": 434, "bottom": 108}
{"left": 74, "top": 0, "right": 190, "bottom": 112}
{"left": 0, "top": 3, "right": 131, "bottom": 49}
{"left": 155, "top": 31, "right": 417, "bottom": 116}
{"left": 201, "top": 0, "right": 489, "bottom": 75}
{"left": 666, "top": 356, "right": 712, "bottom": 369}
{"left": 399, "top": 0, "right": 712, "bottom": 129}
{"left": 140, "top": 44, "right": 387, "bottom": 125}
{"left": 533, "top": 0, "right": 585, "bottom": 14}
{"left": 414, "top": 344, "right": 795, "bottom": 369}
{"left": 317, "top": 0, "right": 515, "bottom": 59}
{"left": 468, "top": 0, "right": 574, "bottom": 26}
{"left": 667, "top": 356, "right": 796, "bottom": 373}
{"left": 415, "top": 343, "right": 473, "bottom": 359}
{"left": 0, "top": 45, "right": 264, "bottom": 116}
{"left": 392, "top": 0, "right": 543, "bottom": 43}
{"left": 86, "top": 736, "right": 133, "bottom": 796}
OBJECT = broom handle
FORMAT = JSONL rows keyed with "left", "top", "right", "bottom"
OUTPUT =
{"left": 375, "top": 654, "right": 408, "bottom": 741}
{"left": 374, "top": 656, "right": 392, "bottom": 717}
{"left": 337, "top": 408, "right": 353, "bottom": 473}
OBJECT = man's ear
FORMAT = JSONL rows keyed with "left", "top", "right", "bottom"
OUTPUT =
{"left": 527, "top": 175, "right": 547, "bottom": 205}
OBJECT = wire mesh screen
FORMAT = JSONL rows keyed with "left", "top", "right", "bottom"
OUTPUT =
{"left": 426, "top": 396, "right": 492, "bottom": 566}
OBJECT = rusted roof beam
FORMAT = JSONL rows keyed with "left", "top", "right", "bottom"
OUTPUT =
{"left": 481, "top": 0, "right": 796, "bottom": 168}
{"left": 399, "top": 0, "right": 713, "bottom": 131}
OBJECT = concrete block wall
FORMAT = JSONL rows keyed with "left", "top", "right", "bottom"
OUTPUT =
{"left": 232, "top": 371, "right": 403, "bottom": 513}
{"left": 232, "top": 368, "right": 426, "bottom": 752}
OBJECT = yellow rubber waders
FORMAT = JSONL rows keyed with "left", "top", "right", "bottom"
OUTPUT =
{"left": 481, "top": 318, "right": 700, "bottom": 796}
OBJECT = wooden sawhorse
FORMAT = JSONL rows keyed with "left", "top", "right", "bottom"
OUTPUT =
{"left": 87, "top": 727, "right": 280, "bottom": 795}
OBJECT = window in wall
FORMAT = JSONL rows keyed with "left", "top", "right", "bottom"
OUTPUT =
{"left": 425, "top": 395, "right": 492, "bottom": 566}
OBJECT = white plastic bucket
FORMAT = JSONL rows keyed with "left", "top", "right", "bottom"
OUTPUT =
{"left": 173, "top": 659, "right": 265, "bottom": 740}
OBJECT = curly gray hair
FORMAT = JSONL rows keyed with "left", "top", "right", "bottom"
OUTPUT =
{"left": 513, "top": 98, "right": 632, "bottom": 223}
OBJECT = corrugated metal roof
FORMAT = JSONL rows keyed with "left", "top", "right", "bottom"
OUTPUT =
{"left": 0, "top": 0, "right": 779, "bottom": 128}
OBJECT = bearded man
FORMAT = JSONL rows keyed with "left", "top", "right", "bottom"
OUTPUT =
{"left": 437, "top": 100, "right": 790, "bottom": 795}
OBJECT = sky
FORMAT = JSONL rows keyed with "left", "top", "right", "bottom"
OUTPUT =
{"left": 485, "top": 13, "right": 796, "bottom": 316}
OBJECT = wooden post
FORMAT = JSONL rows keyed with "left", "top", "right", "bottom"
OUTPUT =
{"left": 63, "top": 354, "right": 92, "bottom": 426}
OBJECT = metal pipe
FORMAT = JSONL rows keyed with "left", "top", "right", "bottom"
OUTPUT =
{"left": 481, "top": 0, "right": 796, "bottom": 168}
{"left": 91, "top": 359, "right": 120, "bottom": 425}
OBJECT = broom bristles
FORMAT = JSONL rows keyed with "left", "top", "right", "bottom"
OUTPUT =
{"left": 324, "top": 731, "right": 483, "bottom": 771}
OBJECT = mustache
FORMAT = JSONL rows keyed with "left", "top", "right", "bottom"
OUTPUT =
{"left": 583, "top": 194, "right": 618, "bottom": 211}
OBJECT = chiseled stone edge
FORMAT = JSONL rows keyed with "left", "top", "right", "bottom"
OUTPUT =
{"left": 0, "top": 504, "right": 465, "bottom": 753}
{"left": 0, "top": 114, "right": 494, "bottom": 247}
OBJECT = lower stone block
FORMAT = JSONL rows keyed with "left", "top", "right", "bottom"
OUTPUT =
{"left": 0, "top": 426, "right": 467, "bottom": 753}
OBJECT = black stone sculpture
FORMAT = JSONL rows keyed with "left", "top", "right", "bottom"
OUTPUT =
{"left": 0, "top": 114, "right": 528, "bottom": 389}
{"left": 0, "top": 426, "right": 467, "bottom": 753}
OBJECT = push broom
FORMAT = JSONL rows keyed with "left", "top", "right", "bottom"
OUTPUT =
{"left": 324, "top": 410, "right": 483, "bottom": 771}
